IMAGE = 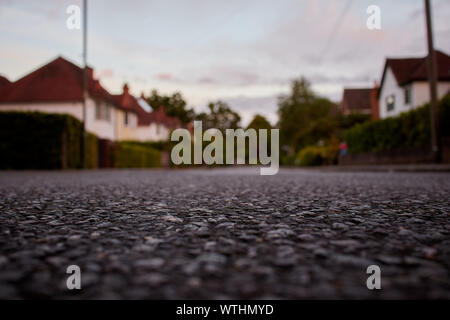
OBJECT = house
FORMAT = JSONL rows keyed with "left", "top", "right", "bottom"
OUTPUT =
{"left": 113, "top": 83, "right": 182, "bottom": 141}
{"left": 114, "top": 84, "right": 181, "bottom": 141}
{"left": 0, "top": 57, "right": 182, "bottom": 142}
{"left": 340, "top": 85, "right": 379, "bottom": 119}
{"left": 0, "top": 56, "right": 126, "bottom": 140}
{"left": 112, "top": 83, "right": 140, "bottom": 141}
{"left": 140, "top": 105, "right": 182, "bottom": 141}
{"left": 378, "top": 50, "right": 450, "bottom": 119}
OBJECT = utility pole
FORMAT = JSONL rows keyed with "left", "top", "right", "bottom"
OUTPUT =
{"left": 424, "top": 0, "right": 439, "bottom": 162}
{"left": 81, "top": 0, "right": 88, "bottom": 168}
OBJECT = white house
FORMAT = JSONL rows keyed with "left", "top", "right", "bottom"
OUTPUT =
{"left": 0, "top": 56, "right": 126, "bottom": 140}
{"left": 378, "top": 50, "right": 450, "bottom": 119}
{"left": 0, "top": 57, "right": 181, "bottom": 141}
{"left": 113, "top": 84, "right": 181, "bottom": 142}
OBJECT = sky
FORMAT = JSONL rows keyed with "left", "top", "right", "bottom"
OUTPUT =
{"left": 0, "top": 0, "right": 449, "bottom": 125}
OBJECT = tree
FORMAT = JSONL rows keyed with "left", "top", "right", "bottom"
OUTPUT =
{"left": 196, "top": 100, "right": 241, "bottom": 132}
{"left": 247, "top": 114, "right": 272, "bottom": 131}
{"left": 277, "top": 77, "right": 335, "bottom": 159}
{"left": 146, "top": 89, "right": 195, "bottom": 125}
{"left": 245, "top": 114, "right": 274, "bottom": 162}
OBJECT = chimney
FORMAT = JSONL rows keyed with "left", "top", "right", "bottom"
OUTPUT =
{"left": 123, "top": 83, "right": 130, "bottom": 96}
{"left": 373, "top": 80, "right": 379, "bottom": 89}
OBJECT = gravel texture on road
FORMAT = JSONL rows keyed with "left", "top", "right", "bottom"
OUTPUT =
{"left": 0, "top": 168, "right": 449, "bottom": 299}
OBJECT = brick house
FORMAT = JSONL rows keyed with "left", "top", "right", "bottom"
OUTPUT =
{"left": 340, "top": 86, "right": 379, "bottom": 119}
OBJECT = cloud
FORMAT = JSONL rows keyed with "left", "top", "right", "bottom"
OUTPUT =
{"left": 2, "top": 0, "right": 450, "bottom": 124}
{"left": 197, "top": 77, "right": 217, "bottom": 84}
{"left": 221, "top": 95, "right": 280, "bottom": 126}
{"left": 154, "top": 73, "right": 177, "bottom": 81}
{"left": 308, "top": 73, "right": 372, "bottom": 84}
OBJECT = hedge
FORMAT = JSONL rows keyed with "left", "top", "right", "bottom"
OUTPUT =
{"left": 0, "top": 112, "right": 80, "bottom": 169}
{"left": 84, "top": 132, "right": 98, "bottom": 169}
{"left": 0, "top": 112, "right": 100, "bottom": 169}
{"left": 296, "top": 138, "right": 339, "bottom": 166}
{"left": 296, "top": 146, "right": 328, "bottom": 166}
{"left": 114, "top": 142, "right": 161, "bottom": 168}
{"left": 342, "top": 95, "right": 450, "bottom": 154}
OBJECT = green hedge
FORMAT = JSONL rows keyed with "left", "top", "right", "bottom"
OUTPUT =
{"left": 296, "top": 140, "right": 339, "bottom": 166}
{"left": 0, "top": 111, "right": 100, "bottom": 169}
{"left": 85, "top": 132, "right": 98, "bottom": 169}
{"left": 342, "top": 95, "right": 450, "bottom": 154}
{"left": 0, "top": 112, "right": 83, "bottom": 169}
{"left": 296, "top": 146, "right": 327, "bottom": 166}
{"left": 114, "top": 142, "right": 161, "bottom": 168}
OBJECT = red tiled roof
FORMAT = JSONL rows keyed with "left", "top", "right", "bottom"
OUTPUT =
{"left": 113, "top": 84, "right": 182, "bottom": 129}
{"left": 112, "top": 85, "right": 141, "bottom": 115}
{"left": 340, "top": 86, "right": 379, "bottom": 119}
{"left": 0, "top": 75, "right": 10, "bottom": 87}
{"left": 138, "top": 106, "right": 182, "bottom": 129}
{"left": 341, "top": 88, "right": 373, "bottom": 112}
{"left": 380, "top": 50, "right": 450, "bottom": 90}
{"left": 0, "top": 56, "right": 116, "bottom": 105}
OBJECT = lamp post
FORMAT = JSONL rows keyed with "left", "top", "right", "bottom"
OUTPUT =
{"left": 81, "top": 0, "right": 88, "bottom": 168}
{"left": 424, "top": 0, "right": 439, "bottom": 163}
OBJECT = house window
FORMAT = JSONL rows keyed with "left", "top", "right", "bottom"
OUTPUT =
{"left": 105, "top": 105, "right": 111, "bottom": 122}
{"left": 124, "top": 112, "right": 129, "bottom": 126}
{"left": 404, "top": 86, "right": 411, "bottom": 105}
{"left": 95, "top": 102, "right": 101, "bottom": 120}
{"left": 386, "top": 95, "right": 395, "bottom": 112}
{"left": 95, "top": 102, "right": 111, "bottom": 122}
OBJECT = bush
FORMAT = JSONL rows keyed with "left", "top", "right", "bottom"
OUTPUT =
{"left": 296, "top": 146, "right": 328, "bottom": 166}
{"left": 342, "top": 95, "right": 450, "bottom": 154}
{"left": 337, "top": 113, "right": 371, "bottom": 131}
{"left": 114, "top": 142, "right": 161, "bottom": 168}
{"left": 0, "top": 112, "right": 87, "bottom": 169}
{"left": 0, "top": 112, "right": 100, "bottom": 169}
{"left": 85, "top": 132, "right": 98, "bottom": 169}
{"left": 296, "top": 135, "right": 340, "bottom": 167}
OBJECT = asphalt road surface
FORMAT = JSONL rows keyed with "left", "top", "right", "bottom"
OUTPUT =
{"left": 0, "top": 168, "right": 449, "bottom": 299}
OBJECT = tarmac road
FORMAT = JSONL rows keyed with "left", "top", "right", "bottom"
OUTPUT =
{"left": 0, "top": 168, "right": 449, "bottom": 299}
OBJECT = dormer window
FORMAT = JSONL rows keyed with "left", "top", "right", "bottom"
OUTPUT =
{"left": 386, "top": 94, "right": 395, "bottom": 112}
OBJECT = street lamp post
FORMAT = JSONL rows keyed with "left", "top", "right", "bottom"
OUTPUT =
{"left": 424, "top": 0, "right": 439, "bottom": 163}
{"left": 81, "top": 0, "right": 88, "bottom": 168}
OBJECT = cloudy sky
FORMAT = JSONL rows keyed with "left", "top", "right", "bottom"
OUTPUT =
{"left": 1, "top": 0, "right": 449, "bottom": 125}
